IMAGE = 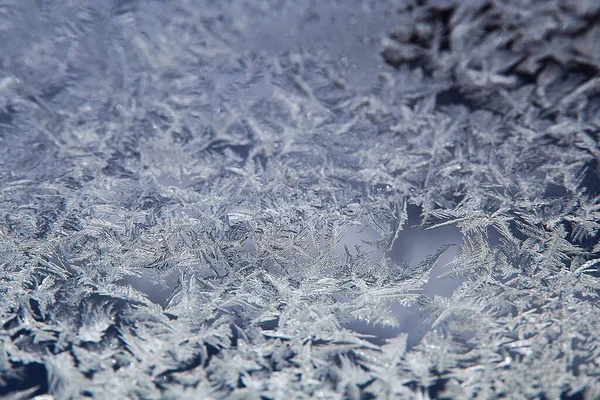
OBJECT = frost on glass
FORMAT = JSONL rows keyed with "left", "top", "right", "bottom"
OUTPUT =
{"left": 0, "top": 0, "right": 599, "bottom": 399}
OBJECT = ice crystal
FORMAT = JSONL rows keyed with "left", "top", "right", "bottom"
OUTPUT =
{"left": 1, "top": 0, "right": 599, "bottom": 399}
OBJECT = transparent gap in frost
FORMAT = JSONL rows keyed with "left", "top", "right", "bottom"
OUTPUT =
{"left": 343, "top": 205, "right": 464, "bottom": 347}
{"left": 123, "top": 268, "right": 179, "bottom": 307}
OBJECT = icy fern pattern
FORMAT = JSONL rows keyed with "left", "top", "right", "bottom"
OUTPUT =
{"left": 1, "top": 0, "right": 599, "bottom": 399}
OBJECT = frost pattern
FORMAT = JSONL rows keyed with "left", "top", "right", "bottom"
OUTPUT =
{"left": 1, "top": 0, "right": 599, "bottom": 399}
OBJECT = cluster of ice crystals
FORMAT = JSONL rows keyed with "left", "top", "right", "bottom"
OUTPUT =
{"left": 1, "top": 0, "right": 599, "bottom": 398}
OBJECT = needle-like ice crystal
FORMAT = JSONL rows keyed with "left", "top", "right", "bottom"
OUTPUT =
{"left": 1, "top": 1, "right": 599, "bottom": 398}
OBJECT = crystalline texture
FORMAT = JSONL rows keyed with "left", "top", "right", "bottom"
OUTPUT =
{"left": 1, "top": 0, "right": 599, "bottom": 399}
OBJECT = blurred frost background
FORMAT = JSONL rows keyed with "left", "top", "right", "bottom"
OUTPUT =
{"left": 1, "top": 1, "right": 599, "bottom": 399}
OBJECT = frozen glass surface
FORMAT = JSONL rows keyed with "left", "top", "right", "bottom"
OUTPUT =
{"left": 1, "top": 1, "right": 599, "bottom": 398}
